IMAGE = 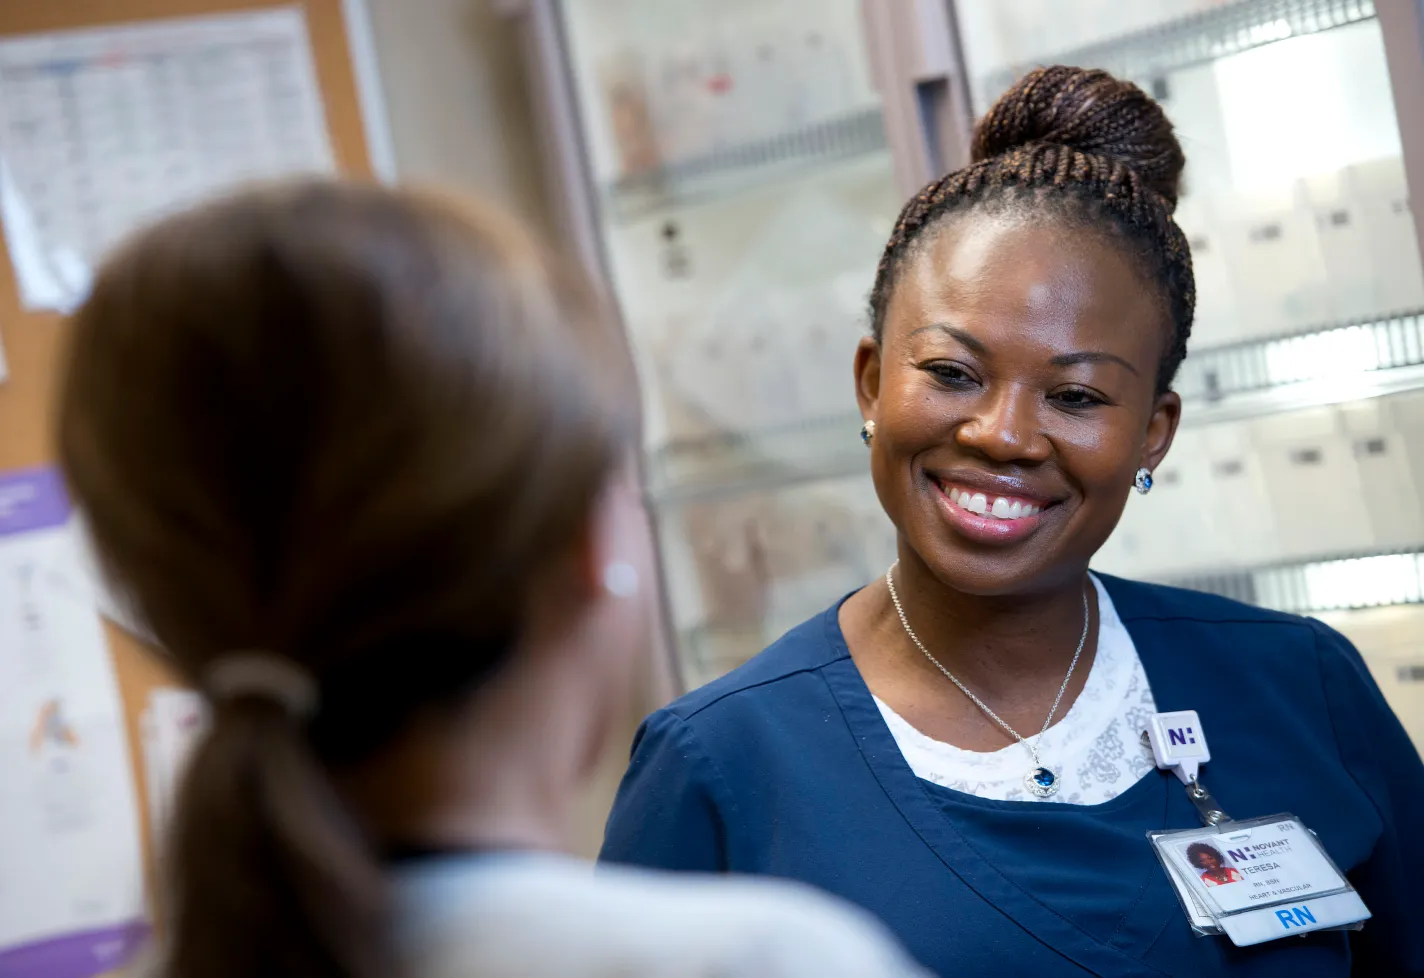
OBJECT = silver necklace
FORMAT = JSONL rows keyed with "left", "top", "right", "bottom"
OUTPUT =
{"left": 884, "top": 562, "right": 1091, "bottom": 798}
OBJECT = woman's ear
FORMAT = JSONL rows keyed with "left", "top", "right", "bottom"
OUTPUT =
{"left": 522, "top": 515, "right": 601, "bottom": 635}
{"left": 1142, "top": 390, "right": 1182, "bottom": 472}
{"left": 854, "top": 336, "right": 882, "bottom": 419}
{"left": 569, "top": 462, "right": 642, "bottom": 605}
{"left": 521, "top": 471, "right": 635, "bottom": 649}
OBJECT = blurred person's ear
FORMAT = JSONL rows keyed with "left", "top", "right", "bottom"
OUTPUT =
{"left": 523, "top": 457, "right": 656, "bottom": 657}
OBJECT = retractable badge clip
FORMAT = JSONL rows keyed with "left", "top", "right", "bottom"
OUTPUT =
{"left": 1147, "top": 711, "right": 1209, "bottom": 783}
{"left": 1146, "top": 711, "right": 1230, "bottom": 826}
{"left": 1143, "top": 712, "right": 1370, "bottom": 945}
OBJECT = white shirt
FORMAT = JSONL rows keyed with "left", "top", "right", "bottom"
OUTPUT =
{"left": 875, "top": 574, "right": 1159, "bottom": 804}
{"left": 392, "top": 852, "right": 931, "bottom": 978}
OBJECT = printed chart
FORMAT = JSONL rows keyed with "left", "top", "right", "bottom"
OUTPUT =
{"left": 0, "top": 8, "right": 333, "bottom": 311}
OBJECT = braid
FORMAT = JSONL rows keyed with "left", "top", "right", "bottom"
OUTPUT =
{"left": 869, "top": 66, "right": 1195, "bottom": 395}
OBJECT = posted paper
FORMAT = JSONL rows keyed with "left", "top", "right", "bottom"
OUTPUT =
{"left": 0, "top": 466, "right": 147, "bottom": 977}
{"left": 0, "top": 8, "right": 334, "bottom": 311}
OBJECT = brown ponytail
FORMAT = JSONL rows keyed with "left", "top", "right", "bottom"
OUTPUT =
{"left": 171, "top": 700, "right": 386, "bottom": 978}
{"left": 57, "top": 181, "right": 637, "bottom": 978}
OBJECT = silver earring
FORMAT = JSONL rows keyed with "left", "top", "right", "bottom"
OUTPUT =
{"left": 860, "top": 420, "right": 876, "bottom": 447}
{"left": 1134, "top": 467, "right": 1153, "bottom": 494}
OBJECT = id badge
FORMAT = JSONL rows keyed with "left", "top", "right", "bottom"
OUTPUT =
{"left": 1142, "top": 712, "right": 1369, "bottom": 947}
{"left": 1149, "top": 815, "right": 1370, "bottom": 946}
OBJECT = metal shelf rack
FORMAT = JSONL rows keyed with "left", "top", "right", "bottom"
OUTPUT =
{"left": 646, "top": 411, "right": 868, "bottom": 505}
{"left": 1177, "top": 309, "right": 1424, "bottom": 426}
{"left": 603, "top": 107, "right": 888, "bottom": 223}
{"left": 1166, "top": 546, "right": 1424, "bottom": 613}
{"left": 978, "top": 0, "right": 1376, "bottom": 109}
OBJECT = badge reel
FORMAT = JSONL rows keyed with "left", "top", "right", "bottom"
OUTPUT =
{"left": 1142, "top": 711, "right": 1371, "bottom": 947}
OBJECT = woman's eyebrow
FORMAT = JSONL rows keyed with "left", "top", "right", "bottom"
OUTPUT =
{"left": 907, "top": 322, "right": 986, "bottom": 355}
{"left": 1050, "top": 350, "right": 1141, "bottom": 375}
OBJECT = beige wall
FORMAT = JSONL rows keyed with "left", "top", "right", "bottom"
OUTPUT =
{"left": 362, "top": 0, "right": 552, "bottom": 233}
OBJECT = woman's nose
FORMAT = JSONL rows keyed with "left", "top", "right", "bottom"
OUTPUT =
{"left": 954, "top": 385, "right": 1050, "bottom": 463}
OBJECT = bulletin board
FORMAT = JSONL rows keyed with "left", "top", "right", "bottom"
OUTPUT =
{"left": 0, "top": 0, "right": 378, "bottom": 932}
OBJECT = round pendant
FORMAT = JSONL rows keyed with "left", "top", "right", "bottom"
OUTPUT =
{"left": 1025, "top": 765, "right": 1060, "bottom": 798}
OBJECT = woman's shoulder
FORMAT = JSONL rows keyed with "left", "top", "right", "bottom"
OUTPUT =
{"left": 393, "top": 853, "right": 927, "bottom": 978}
{"left": 1097, "top": 572, "right": 1316, "bottom": 629}
{"left": 1099, "top": 573, "right": 1371, "bottom": 694}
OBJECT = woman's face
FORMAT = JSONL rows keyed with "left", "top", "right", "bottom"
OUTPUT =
{"left": 1193, "top": 849, "right": 1223, "bottom": 871}
{"left": 856, "top": 213, "right": 1180, "bottom": 596}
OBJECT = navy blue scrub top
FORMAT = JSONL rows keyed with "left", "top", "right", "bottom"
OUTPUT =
{"left": 601, "top": 576, "right": 1424, "bottom": 977}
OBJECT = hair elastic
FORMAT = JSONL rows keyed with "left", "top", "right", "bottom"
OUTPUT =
{"left": 206, "top": 652, "right": 319, "bottom": 720}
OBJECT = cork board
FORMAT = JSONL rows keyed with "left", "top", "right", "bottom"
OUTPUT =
{"left": 0, "top": 0, "right": 375, "bottom": 922}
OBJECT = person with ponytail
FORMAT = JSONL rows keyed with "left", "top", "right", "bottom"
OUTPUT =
{"left": 601, "top": 67, "right": 1424, "bottom": 977}
{"left": 58, "top": 180, "right": 927, "bottom": 978}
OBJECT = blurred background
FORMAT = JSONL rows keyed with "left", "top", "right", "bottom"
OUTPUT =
{"left": 1, "top": 1, "right": 1423, "bottom": 974}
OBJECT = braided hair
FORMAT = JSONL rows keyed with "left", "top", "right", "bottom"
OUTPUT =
{"left": 869, "top": 66, "right": 1196, "bottom": 395}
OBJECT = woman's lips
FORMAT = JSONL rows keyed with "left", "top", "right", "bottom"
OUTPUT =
{"left": 933, "top": 480, "right": 1049, "bottom": 544}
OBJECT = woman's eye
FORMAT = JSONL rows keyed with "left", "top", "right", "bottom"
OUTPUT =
{"left": 928, "top": 363, "right": 976, "bottom": 387}
{"left": 1052, "top": 387, "right": 1106, "bottom": 408}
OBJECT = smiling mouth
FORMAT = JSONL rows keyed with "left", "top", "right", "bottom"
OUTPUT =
{"left": 927, "top": 478, "right": 1054, "bottom": 545}
{"left": 938, "top": 483, "right": 1046, "bottom": 521}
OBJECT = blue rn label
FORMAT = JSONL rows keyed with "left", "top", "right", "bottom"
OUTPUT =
{"left": 1275, "top": 906, "right": 1317, "bottom": 929}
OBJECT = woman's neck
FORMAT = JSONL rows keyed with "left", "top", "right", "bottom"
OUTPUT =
{"left": 343, "top": 656, "right": 593, "bottom": 858}
{"left": 874, "top": 543, "right": 1096, "bottom": 702}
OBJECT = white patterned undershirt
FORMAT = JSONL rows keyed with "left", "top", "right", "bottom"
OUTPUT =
{"left": 874, "top": 574, "right": 1159, "bottom": 805}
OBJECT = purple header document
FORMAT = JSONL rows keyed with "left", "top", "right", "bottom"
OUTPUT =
{"left": 0, "top": 466, "right": 149, "bottom": 977}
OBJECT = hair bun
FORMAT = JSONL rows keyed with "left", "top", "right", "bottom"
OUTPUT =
{"left": 971, "top": 65, "right": 1185, "bottom": 209}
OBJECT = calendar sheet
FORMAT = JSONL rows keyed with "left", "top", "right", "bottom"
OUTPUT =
{"left": 0, "top": 7, "right": 334, "bottom": 312}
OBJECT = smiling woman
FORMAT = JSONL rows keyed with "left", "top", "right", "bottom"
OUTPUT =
{"left": 601, "top": 67, "right": 1424, "bottom": 978}
{"left": 862, "top": 213, "right": 1177, "bottom": 587}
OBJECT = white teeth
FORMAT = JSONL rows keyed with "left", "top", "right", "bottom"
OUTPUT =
{"left": 944, "top": 486, "right": 1044, "bottom": 520}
